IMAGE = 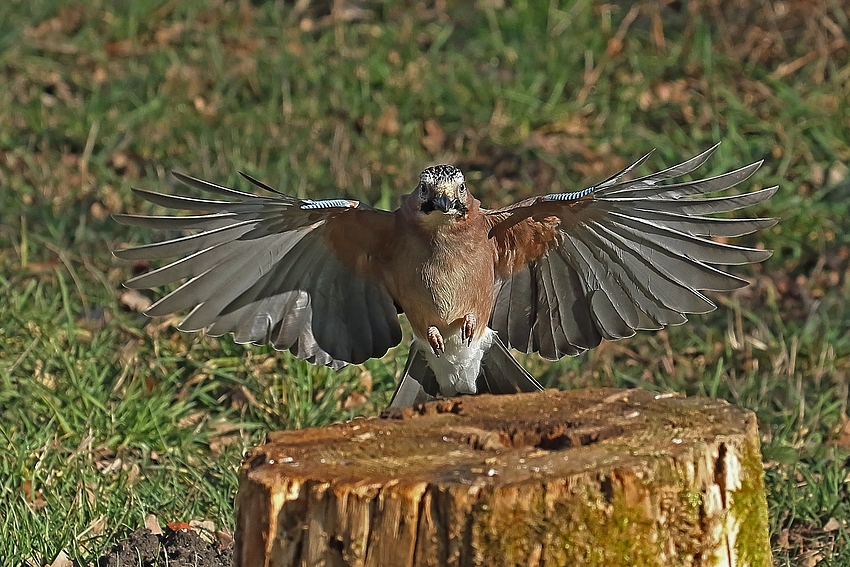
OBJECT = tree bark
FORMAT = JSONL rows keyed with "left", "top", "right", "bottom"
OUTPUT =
{"left": 235, "top": 388, "right": 770, "bottom": 567}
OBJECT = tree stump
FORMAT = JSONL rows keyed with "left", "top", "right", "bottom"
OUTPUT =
{"left": 234, "top": 388, "right": 770, "bottom": 567}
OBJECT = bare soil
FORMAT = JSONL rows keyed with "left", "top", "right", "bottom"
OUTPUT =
{"left": 97, "top": 526, "right": 233, "bottom": 567}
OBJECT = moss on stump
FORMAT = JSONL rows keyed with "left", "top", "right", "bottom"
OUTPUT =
{"left": 235, "top": 388, "right": 770, "bottom": 567}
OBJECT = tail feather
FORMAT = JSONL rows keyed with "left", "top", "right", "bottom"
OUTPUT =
{"left": 478, "top": 333, "right": 544, "bottom": 394}
{"left": 387, "top": 343, "right": 437, "bottom": 409}
{"left": 387, "top": 335, "right": 543, "bottom": 409}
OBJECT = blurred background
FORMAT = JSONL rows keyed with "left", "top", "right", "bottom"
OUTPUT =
{"left": 1, "top": 0, "right": 848, "bottom": 563}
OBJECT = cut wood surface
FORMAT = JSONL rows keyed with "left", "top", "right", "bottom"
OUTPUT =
{"left": 235, "top": 388, "right": 770, "bottom": 567}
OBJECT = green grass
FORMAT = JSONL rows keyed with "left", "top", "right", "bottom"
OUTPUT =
{"left": 1, "top": 0, "right": 849, "bottom": 564}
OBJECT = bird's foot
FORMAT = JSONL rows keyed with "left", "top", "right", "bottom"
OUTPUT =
{"left": 461, "top": 313, "right": 476, "bottom": 346}
{"left": 427, "top": 326, "right": 444, "bottom": 357}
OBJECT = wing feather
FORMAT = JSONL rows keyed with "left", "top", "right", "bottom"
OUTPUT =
{"left": 531, "top": 259, "right": 558, "bottom": 357}
{"left": 599, "top": 161, "right": 763, "bottom": 199}
{"left": 115, "top": 173, "right": 401, "bottom": 367}
{"left": 486, "top": 146, "right": 774, "bottom": 357}
{"left": 113, "top": 212, "right": 237, "bottom": 231}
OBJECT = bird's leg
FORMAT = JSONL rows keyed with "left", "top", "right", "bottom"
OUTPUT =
{"left": 461, "top": 313, "right": 476, "bottom": 346}
{"left": 427, "top": 325, "right": 444, "bottom": 357}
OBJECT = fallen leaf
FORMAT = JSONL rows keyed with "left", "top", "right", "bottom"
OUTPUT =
{"left": 343, "top": 392, "right": 368, "bottom": 409}
{"left": 209, "top": 434, "right": 239, "bottom": 455}
{"left": 831, "top": 415, "right": 850, "bottom": 449}
{"left": 49, "top": 550, "right": 73, "bottom": 567}
{"left": 823, "top": 517, "right": 840, "bottom": 532}
{"left": 801, "top": 550, "right": 823, "bottom": 567}
{"left": 776, "top": 527, "right": 790, "bottom": 549}
{"left": 21, "top": 480, "right": 48, "bottom": 511}
{"left": 86, "top": 515, "right": 107, "bottom": 537}
{"left": 216, "top": 528, "right": 234, "bottom": 548}
{"left": 145, "top": 513, "right": 163, "bottom": 535}
{"left": 90, "top": 200, "right": 109, "bottom": 221}
{"left": 97, "top": 455, "right": 122, "bottom": 474}
{"left": 809, "top": 162, "right": 825, "bottom": 186}
{"left": 127, "top": 463, "right": 141, "bottom": 484}
{"left": 421, "top": 120, "right": 445, "bottom": 154}
{"left": 189, "top": 518, "right": 216, "bottom": 533}
{"left": 377, "top": 105, "right": 399, "bottom": 136}
{"left": 189, "top": 519, "right": 217, "bottom": 542}
{"left": 105, "top": 40, "right": 134, "bottom": 57}
{"left": 359, "top": 370, "right": 373, "bottom": 393}
{"left": 655, "top": 79, "right": 690, "bottom": 104}
{"left": 827, "top": 162, "right": 848, "bottom": 186}
{"left": 120, "top": 290, "right": 152, "bottom": 312}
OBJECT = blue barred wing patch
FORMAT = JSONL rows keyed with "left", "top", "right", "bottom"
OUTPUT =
{"left": 540, "top": 186, "right": 596, "bottom": 202}
{"left": 300, "top": 199, "right": 359, "bottom": 210}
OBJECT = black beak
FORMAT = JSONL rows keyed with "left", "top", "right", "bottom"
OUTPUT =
{"left": 430, "top": 194, "right": 452, "bottom": 213}
{"left": 421, "top": 194, "right": 466, "bottom": 214}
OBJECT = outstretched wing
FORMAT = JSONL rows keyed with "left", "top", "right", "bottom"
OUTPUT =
{"left": 484, "top": 144, "right": 777, "bottom": 359}
{"left": 114, "top": 172, "right": 401, "bottom": 369}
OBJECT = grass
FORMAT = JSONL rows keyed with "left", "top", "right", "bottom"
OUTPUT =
{"left": 1, "top": 0, "right": 849, "bottom": 564}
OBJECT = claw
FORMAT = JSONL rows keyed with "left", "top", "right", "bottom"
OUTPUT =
{"left": 427, "top": 326, "right": 444, "bottom": 357}
{"left": 461, "top": 314, "right": 476, "bottom": 346}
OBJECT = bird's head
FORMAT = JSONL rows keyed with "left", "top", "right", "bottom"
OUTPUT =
{"left": 414, "top": 165, "right": 470, "bottom": 218}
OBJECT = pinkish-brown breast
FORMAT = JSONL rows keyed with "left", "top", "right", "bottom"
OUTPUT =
{"left": 386, "top": 206, "right": 494, "bottom": 339}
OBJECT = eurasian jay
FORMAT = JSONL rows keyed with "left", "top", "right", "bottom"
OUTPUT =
{"left": 114, "top": 144, "right": 776, "bottom": 407}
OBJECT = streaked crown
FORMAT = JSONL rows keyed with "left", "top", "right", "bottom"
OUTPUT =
{"left": 419, "top": 165, "right": 465, "bottom": 188}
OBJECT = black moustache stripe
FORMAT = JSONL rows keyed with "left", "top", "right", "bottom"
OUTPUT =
{"left": 420, "top": 200, "right": 467, "bottom": 214}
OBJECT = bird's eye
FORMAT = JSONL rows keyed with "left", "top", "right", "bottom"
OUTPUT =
{"left": 458, "top": 183, "right": 466, "bottom": 195}
{"left": 418, "top": 184, "right": 428, "bottom": 199}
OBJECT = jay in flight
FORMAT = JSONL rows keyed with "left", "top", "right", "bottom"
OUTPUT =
{"left": 115, "top": 144, "right": 776, "bottom": 408}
